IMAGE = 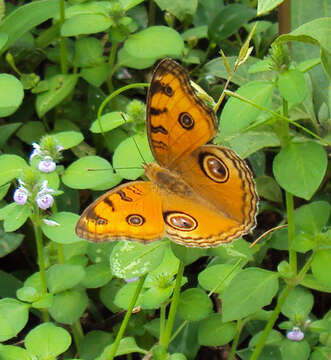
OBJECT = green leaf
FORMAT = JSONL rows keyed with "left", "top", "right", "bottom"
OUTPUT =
{"left": 198, "top": 264, "right": 241, "bottom": 294}
{"left": 36, "top": 74, "right": 79, "bottom": 118}
{"left": 209, "top": 4, "right": 256, "bottom": 44}
{"left": 110, "top": 240, "right": 167, "bottom": 279}
{"left": 113, "top": 133, "right": 154, "bottom": 180}
{"left": 294, "top": 201, "right": 331, "bottom": 235}
{"left": 16, "top": 121, "right": 46, "bottom": 144}
{"left": 222, "top": 268, "right": 279, "bottom": 321}
{"left": 0, "top": 227, "right": 24, "bottom": 257}
{"left": 281, "top": 286, "right": 314, "bottom": 319}
{"left": 81, "top": 263, "right": 111, "bottom": 288}
{"left": 113, "top": 281, "right": 143, "bottom": 310}
{"left": 278, "top": 69, "right": 307, "bottom": 104}
{"left": 75, "top": 37, "right": 105, "bottom": 67}
{"left": 119, "top": 26, "right": 184, "bottom": 69}
{"left": 0, "top": 123, "right": 21, "bottom": 148}
{"left": 61, "top": 14, "right": 113, "bottom": 37}
{"left": 198, "top": 314, "right": 236, "bottom": 346}
{"left": 25, "top": 322, "right": 71, "bottom": 358}
{"left": 1, "top": 203, "right": 31, "bottom": 232}
{"left": 80, "top": 331, "right": 114, "bottom": 360}
{"left": 255, "top": 175, "right": 283, "bottom": 203}
{"left": 154, "top": 0, "right": 198, "bottom": 21}
{"left": 81, "top": 63, "right": 109, "bottom": 87}
{"left": 209, "top": 238, "right": 254, "bottom": 263}
{"left": 141, "top": 286, "right": 173, "bottom": 310}
{"left": 0, "top": 270, "right": 23, "bottom": 298}
{"left": 100, "top": 337, "right": 146, "bottom": 359}
{"left": 16, "top": 286, "right": 40, "bottom": 303}
{"left": 90, "top": 112, "right": 126, "bottom": 133}
{"left": 87, "top": 242, "right": 117, "bottom": 264}
{"left": 220, "top": 81, "right": 275, "bottom": 136}
{"left": 280, "top": 339, "right": 310, "bottom": 360}
{"left": 273, "top": 141, "right": 327, "bottom": 200}
{"left": 0, "top": 0, "right": 60, "bottom": 54}
{"left": 47, "top": 264, "right": 86, "bottom": 293}
{"left": 100, "top": 279, "right": 124, "bottom": 313}
{"left": 62, "top": 156, "right": 113, "bottom": 189}
{"left": 311, "top": 250, "right": 331, "bottom": 287}
{"left": 41, "top": 211, "right": 83, "bottom": 244}
{"left": 178, "top": 288, "right": 213, "bottom": 321}
{"left": 49, "top": 289, "right": 88, "bottom": 325}
{"left": 257, "top": 0, "right": 284, "bottom": 15}
{"left": 0, "top": 298, "right": 29, "bottom": 341}
{"left": 249, "top": 329, "right": 283, "bottom": 347}
{"left": 0, "top": 345, "right": 32, "bottom": 360}
{"left": 53, "top": 130, "right": 84, "bottom": 149}
{"left": 0, "top": 74, "right": 24, "bottom": 117}
{"left": 182, "top": 25, "right": 208, "bottom": 40}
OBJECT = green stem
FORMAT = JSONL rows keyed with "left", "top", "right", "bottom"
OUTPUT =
{"left": 224, "top": 90, "right": 330, "bottom": 145}
{"left": 229, "top": 319, "right": 243, "bottom": 360}
{"left": 107, "top": 275, "right": 146, "bottom": 360}
{"left": 286, "top": 192, "right": 297, "bottom": 274}
{"left": 148, "top": 0, "right": 156, "bottom": 26}
{"left": 71, "top": 320, "right": 84, "bottom": 354}
{"left": 31, "top": 215, "right": 49, "bottom": 322}
{"left": 160, "top": 261, "right": 185, "bottom": 349}
{"left": 159, "top": 303, "right": 166, "bottom": 343}
{"left": 107, "top": 41, "right": 118, "bottom": 93}
{"left": 59, "top": 0, "right": 68, "bottom": 74}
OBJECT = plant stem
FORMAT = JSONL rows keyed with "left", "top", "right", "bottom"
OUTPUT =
{"left": 286, "top": 192, "right": 297, "bottom": 274}
{"left": 229, "top": 319, "right": 243, "bottom": 360}
{"left": 159, "top": 303, "right": 166, "bottom": 343}
{"left": 71, "top": 320, "right": 84, "bottom": 354}
{"left": 31, "top": 215, "right": 49, "bottom": 322}
{"left": 160, "top": 261, "right": 185, "bottom": 349}
{"left": 107, "top": 41, "right": 118, "bottom": 93}
{"left": 107, "top": 275, "right": 146, "bottom": 360}
{"left": 58, "top": 0, "right": 68, "bottom": 74}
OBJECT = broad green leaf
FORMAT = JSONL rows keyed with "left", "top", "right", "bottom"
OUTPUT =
{"left": 100, "top": 279, "right": 124, "bottom": 313}
{"left": 16, "top": 286, "right": 40, "bottom": 303}
{"left": 113, "top": 133, "right": 154, "bottom": 180}
{"left": 75, "top": 37, "right": 104, "bottom": 67}
{"left": 0, "top": 270, "right": 23, "bottom": 298}
{"left": 90, "top": 112, "right": 126, "bottom": 133}
{"left": 209, "top": 238, "right": 254, "bottom": 263}
{"left": 113, "top": 281, "right": 143, "bottom": 310}
{"left": 53, "top": 131, "right": 84, "bottom": 149}
{"left": 249, "top": 329, "right": 283, "bottom": 347}
{"left": 49, "top": 289, "right": 88, "bottom": 324}
{"left": 81, "top": 263, "right": 111, "bottom": 288}
{"left": 0, "top": 0, "right": 60, "bottom": 54}
{"left": 273, "top": 141, "right": 327, "bottom": 200}
{"left": 0, "top": 74, "right": 24, "bottom": 117}
{"left": 0, "top": 183, "right": 10, "bottom": 201}
{"left": 257, "top": 0, "right": 284, "bottom": 15}
{"left": 0, "top": 298, "right": 29, "bottom": 341}
{"left": 310, "top": 347, "right": 331, "bottom": 360}
{"left": 80, "top": 331, "right": 114, "bottom": 360}
{"left": 0, "top": 228, "right": 24, "bottom": 257}
{"left": 36, "top": 74, "right": 79, "bottom": 117}
{"left": 0, "top": 32, "right": 8, "bottom": 51}
{"left": 182, "top": 25, "right": 208, "bottom": 40}
{"left": 255, "top": 175, "right": 283, "bottom": 203}
{"left": 281, "top": 286, "right": 314, "bottom": 319}
{"left": 178, "top": 288, "right": 212, "bottom": 321}
{"left": 198, "top": 314, "right": 236, "bottom": 346}
{"left": 25, "top": 322, "right": 71, "bottom": 358}
{"left": 81, "top": 63, "right": 109, "bottom": 87}
{"left": 278, "top": 69, "right": 307, "bottom": 104}
{"left": 119, "top": 26, "right": 184, "bottom": 69}
{"left": 0, "top": 345, "right": 32, "bottom": 360}
{"left": 16, "top": 121, "right": 46, "bottom": 144}
{"left": 198, "top": 264, "right": 241, "bottom": 294}
{"left": 141, "top": 286, "right": 173, "bottom": 310}
{"left": 0, "top": 123, "right": 21, "bottom": 148}
{"left": 61, "top": 14, "right": 113, "bottom": 37}
{"left": 99, "top": 337, "right": 146, "bottom": 359}
{"left": 62, "top": 156, "right": 113, "bottom": 189}
{"left": 222, "top": 268, "right": 279, "bottom": 321}
{"left": 87, "top": 242, "right": 117, "bottom": 264}
{"left": 1, "top": 203, "right": 31, "bottom": 232}
{"left": 41, "top": 211, "right": 83, "bottom": 244}
{"left": 220, "top": 81, "right": 275, "bottom": 136}
{"left": 170, "top": 242, "right": 207, "bottom": 265}
{"left": 47, "top": 264, "right": 86, "bottom": 293}
{"left": 119, "top": 0, "right": 145, "bottom": 11}
{"left": 154, "top": 0, "right": 198, "bottom": 21}
{"left": 280, "top": 339, "right": 310, "bottom": 360}
{"left": 209, "top": 4, "right": 256, "bottom": 44}
{"left": 110, "top": 240, "right": 167, "bottom": 278}
{"left": 311, "top": 250, "right": 331, "bottom": 287}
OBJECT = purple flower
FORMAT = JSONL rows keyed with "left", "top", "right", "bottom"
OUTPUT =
{"left": 29, "top": 143, "right": 42, "bottom": 160}
{"left": 125, "top": 277, "right": 139, "bottom": 283}
{"left": 36, "top": 194, "right": 54, "bottom": 210}
{"left": 38, "top": 156, "right": 56, "bottom": 173}
{"left": 287, "top": 327, "right": 304, "bottom": 341}
{"left": 13, "top": 188, "right": 29, "bottom": 205}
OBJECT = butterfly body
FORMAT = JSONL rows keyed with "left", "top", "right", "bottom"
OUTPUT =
{"left": 76, "top": 59, "right": 258, "bottom": 248}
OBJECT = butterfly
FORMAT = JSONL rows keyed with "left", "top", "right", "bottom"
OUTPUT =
{"left": 75, "top": 58, "right": 258, "bottom": 248}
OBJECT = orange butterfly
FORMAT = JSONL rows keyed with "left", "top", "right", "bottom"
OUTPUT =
{"left": 76, "top": 59, "right": 258, "bottom": 247}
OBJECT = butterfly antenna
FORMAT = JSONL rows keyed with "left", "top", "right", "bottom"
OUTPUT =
{"left": 120, "top": 112, "right": 147, "bottom": 166}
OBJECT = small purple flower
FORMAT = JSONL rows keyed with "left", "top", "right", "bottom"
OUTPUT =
{"left": 125, "top": 277, "right": 139, "bottom": 283}
{"left": 38, "top": 156, "right": 56, "bottom": 173}
{"left": 13, "top": 188, "right": 29, "bottom": 205}
{"left": 287, "top": 327, "right": 304, "bottom": 341}
{"left": 36, "top": 193, "right": 54, "bottom": 210}
{"left": 29, "top": 143, "right": 42, "bottom": 160}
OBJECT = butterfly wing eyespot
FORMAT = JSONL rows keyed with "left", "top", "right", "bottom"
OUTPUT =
{"left": 200, "top": 153, "right": 229, "bottom": 183}
{"left": 164, "top": 212, "right": 197, "bottom": 231}
{"left": 126, "top": 214, "right": 145, "bottom": 226}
